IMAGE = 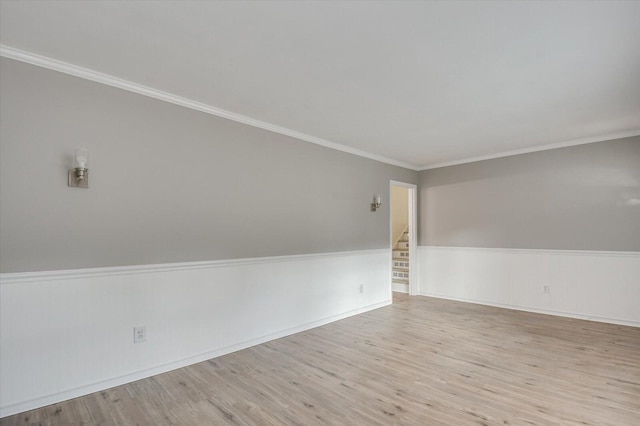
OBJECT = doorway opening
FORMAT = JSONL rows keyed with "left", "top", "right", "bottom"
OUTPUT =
{"left": 390, "top": 181, "right": 417, "bottom": 296}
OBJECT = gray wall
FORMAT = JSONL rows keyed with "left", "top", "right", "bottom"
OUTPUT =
{"left": 0, "top": 58, "right": 418, "bottom": 272}
{"left": 419, "top": 136, "right": 640, "bottom": 251}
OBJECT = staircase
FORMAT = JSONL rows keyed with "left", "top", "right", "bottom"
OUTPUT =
{"left": 392, "top": 230, "right": 410, "bottom": 292}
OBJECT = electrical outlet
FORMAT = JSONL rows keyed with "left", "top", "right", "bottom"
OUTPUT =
{"left": 543, "top": 285, "right": 550, "bottom": 294}
{"left": 134, "top": 326, "right": 146, "bottom": 343}
{"left": 359, "top": 284, "right": 364, "bottom": 294}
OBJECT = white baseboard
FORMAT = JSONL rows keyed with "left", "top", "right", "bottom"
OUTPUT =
{"left": 419, "top": 292, "right": 640, "bottom": 328}
{"left": 418, "top": 246, "right": 640, "bottom": 327}
{"left": 0, "top": 249, "right": 391, "bottom": 418}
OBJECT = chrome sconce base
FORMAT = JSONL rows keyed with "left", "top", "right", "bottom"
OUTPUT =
{"left": 68, "top": 168, "right": 89, "bottom": 188}
{"left": 371, "top": 195, "right": 382, "bottom": 211}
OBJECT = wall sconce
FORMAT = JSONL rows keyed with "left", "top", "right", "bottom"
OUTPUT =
{"left": 371, "top": 195, "right": 382, "bottom": 211}
{"left": 68, "top": 148, "right": 89, "bottom": 188}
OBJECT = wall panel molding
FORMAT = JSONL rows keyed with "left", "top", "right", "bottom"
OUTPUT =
{"left": 417, "top": 246, "right": 640, "bottom": 327}
{"left": 0, "top": 249, "right": 392, "bottom": 418}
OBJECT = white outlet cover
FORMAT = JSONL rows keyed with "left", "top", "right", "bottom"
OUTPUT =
{"left": 134, "top": 326, "right": 146, "bottom": 343}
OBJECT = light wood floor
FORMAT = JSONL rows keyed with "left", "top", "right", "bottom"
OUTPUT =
{"left": 2, "top": 293, "right": 639, "bottom": 425}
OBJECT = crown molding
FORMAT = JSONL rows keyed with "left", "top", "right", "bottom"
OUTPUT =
{"left": 0, "top": 45, "right": 419, "bottom": 171}
{"left": 418, "top": 130, "right": 640, "bottom": 170}
{"left": 3, "top": 45, "right": 636, "bottom": 173}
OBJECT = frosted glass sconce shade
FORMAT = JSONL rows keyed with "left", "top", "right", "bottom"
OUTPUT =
{"left": 68, "top": 148, "right": 89, "bottom": 188}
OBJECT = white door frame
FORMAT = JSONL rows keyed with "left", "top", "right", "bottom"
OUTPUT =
{"left": 390, "top": 180, "right": 418, "bottom": 296}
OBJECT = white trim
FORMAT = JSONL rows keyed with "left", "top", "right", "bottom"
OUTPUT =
{"left": 0, "top": 45, "right": 418, "bottom": 171}
{"left": 418, "top": 293, "right": 640, "bottom": 328}
{"left": 418, "top": 131, "right": 640, "bottom": 170}
{"left": 388, "top": 180, "right": 418, "bottom": 190}
{"left": 5, "top": 45, "right": 636, "bottom": 173}
{"left": 408, "top": 186, "right": 418, "bottom": 295}
{"left": 419, "top": 245, "right": 640, "bottom": 257}
{"left": 5, "top": 45, "right": 635, "bottom": 174}
{"left": 0, "top": 248, "right": 390, "bottom": 285}
{"left": 0, "top": 299, "right": 391, "bottom": 418}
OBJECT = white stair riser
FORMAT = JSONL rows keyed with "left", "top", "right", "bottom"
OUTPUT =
{"left": 393, "top": 260, "right": 409, "bottom": 268}
{"left": 392, "top": 270, "right": 409, "bottom": 279}
{"left": 393, "top": 237, "right": 410, "bottom": 286}
{"left": 393, "top": 250, "right": 409, "bottom": 258}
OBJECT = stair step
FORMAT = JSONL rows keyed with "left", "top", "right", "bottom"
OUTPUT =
{"left": 396, "top": 241, "right": 410, "bottom": 249}
{"left": 392, "top": 270, "right": 409, "bottom": 280}
{"left": 393, "top": 250, "right": 409, "bottom": 259}
{"left": 392, "top": 260, "right": 409, "bottom": 269}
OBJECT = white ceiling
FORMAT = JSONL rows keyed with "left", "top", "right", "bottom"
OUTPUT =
{"left": 1, "top": 1, "right": 639, "bottom": 170}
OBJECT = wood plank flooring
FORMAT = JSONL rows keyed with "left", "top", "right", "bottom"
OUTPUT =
{"left": 2, "top": 293, "right": 639, "bottom": 425}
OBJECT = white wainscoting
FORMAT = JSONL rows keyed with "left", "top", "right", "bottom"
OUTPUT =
{"left": 418, "top": 246, "right": 640, "bottom": 327}
{"left": 0, "top": 249, "right": 391, "bottom": 418}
